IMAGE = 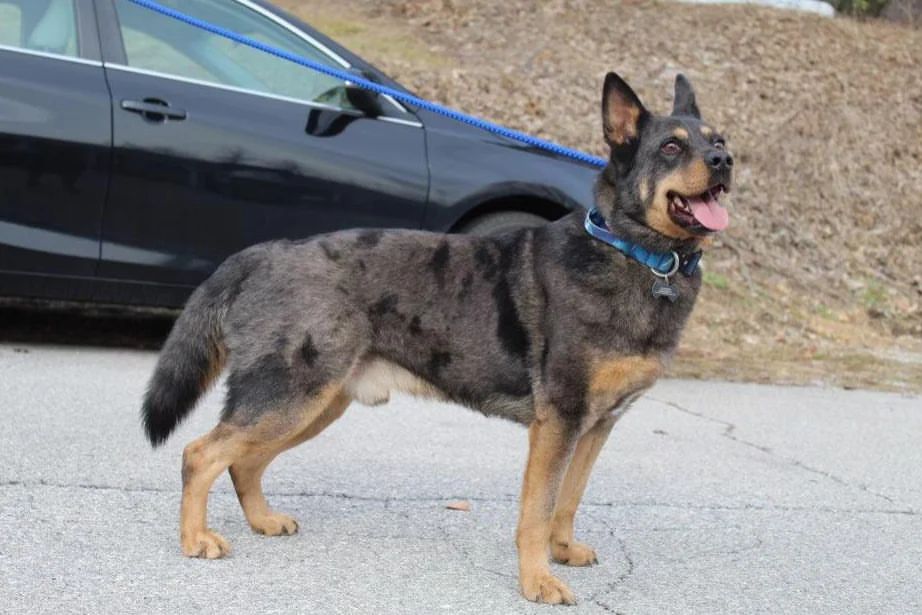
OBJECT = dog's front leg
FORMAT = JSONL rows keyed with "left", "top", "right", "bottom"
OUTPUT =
{"left": 550, "top": 415, "right": 616, "bottom": 566}
{"left": 516, "top": 414, "right": 579, "bottom": 605}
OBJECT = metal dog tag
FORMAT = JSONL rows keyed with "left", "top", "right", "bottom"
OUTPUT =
{"left": 651, "top": 278, "right": 679, "bottom": 302}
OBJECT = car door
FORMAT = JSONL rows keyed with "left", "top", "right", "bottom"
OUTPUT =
{"left": 94, "top": 0, "right": 429, "bottom": 289}
{"left": 0, "top": 0, "right": 109, "bottom": 286}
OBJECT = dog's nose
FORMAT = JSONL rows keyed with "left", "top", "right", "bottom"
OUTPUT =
{"left": 706, "top": 150, "right": 733, "bottom": 169}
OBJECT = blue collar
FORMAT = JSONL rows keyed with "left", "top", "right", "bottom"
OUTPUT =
{"left": 584, "top": 208, "right": 701, "bottom": 277}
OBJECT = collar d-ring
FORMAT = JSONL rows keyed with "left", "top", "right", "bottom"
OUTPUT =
{"left": 650, "top": 251, "right": 681, "bottom": 279}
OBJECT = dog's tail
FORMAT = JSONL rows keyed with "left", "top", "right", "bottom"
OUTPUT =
{"left": 141, "top": 253, "right": 254, "bottom": 447}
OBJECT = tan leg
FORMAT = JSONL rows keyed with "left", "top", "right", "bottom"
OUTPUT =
{"left": 550, "top": 416, "right": 616, "bottom": 566}
{"left": 517, "top": 416, "right": 579, "bottom": 605}
{"left": 229, "top": 391, "right": 351, "bottom": 536}
{"left": 179, "top": 425, "right": 243, "bottom": 558}
{"left": 229, "top": 454, "right": 298, "bottom": 537}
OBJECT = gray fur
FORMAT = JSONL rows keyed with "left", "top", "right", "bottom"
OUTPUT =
{"left": 142, "top": 213, "right": 699, "bottom": 443}
{"left": 142, "top": 72, "right": 727, "bottom": 445}
{"left": 141, "top": 74, "right": 734, "bottom": 608}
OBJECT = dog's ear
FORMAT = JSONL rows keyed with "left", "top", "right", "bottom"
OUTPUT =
{"left": 602, "top": 72, "right": 649, "bottom": 148}
{"left": 671, "top": 73, "right": 700, "bottom": 119}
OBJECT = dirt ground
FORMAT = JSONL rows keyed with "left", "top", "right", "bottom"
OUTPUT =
{"left": 275, "top": 0, "right": 922, "bottom": 392}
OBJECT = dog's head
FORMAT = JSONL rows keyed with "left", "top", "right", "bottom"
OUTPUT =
{"left": 597, "top": 72, "right": 732, "bottom": 247}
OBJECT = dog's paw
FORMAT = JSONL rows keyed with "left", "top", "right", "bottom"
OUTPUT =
{"left": 520, "top": 570, "right": 576, "bottom": 605}
{"left": 182, "top": 529, "right": 230, "bottom": 559}
{"left": 250, "top": 513, "right": 299, "bottom": 537}
{"left": 552, "top": 540, "right": 598, "bottom": 567}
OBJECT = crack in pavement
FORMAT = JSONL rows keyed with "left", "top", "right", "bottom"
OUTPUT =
{"left": 584, "top": 517, "right": 634, "bottom": 613}
{"left": 595, "top": 536, "right": 635, "bottom": 613}
{"left": 581, "top": 497, "right": 916, "bottom": 516}
{"left": 0, "top": 479, "right": 516, "bottom": 503}
{"left": 433, "top": 518, "right": 516, "bottom": 582}
{"left": 648, "top": 396, "right": 911, "bottom": 512}
{"left": 1, "top": 479, "right": 916, "bottom": 516}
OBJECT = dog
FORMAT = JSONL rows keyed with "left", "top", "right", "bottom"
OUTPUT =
{"left": 142, "top": 71, "right": 732, "bottom": 605}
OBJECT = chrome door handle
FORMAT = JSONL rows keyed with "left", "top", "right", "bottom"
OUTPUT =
{"left": 121, "top": 98, "right": 187, "bottom": 121}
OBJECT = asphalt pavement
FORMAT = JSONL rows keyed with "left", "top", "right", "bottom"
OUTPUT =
{"left": 1, "top": 343, "right": 920, "bottom": 614}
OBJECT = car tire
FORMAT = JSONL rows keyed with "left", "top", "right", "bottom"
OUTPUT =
{"left": 458, "top": 211, "right": 549, "bottom": 236}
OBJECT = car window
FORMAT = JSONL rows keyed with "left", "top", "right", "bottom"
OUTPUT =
{"left": 0, "top": 0, "right": 78, "bottom": 58}
{"left": 113, "top": 0, "right": 357, "bottom": 110}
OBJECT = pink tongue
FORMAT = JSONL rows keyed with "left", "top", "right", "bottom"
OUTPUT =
{"left": 686, "top": 193, "right": 729, "bottom": 231}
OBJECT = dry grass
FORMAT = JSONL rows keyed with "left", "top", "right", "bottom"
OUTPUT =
{"left": 277, "top": 0, "right": 922, "bottom": 392}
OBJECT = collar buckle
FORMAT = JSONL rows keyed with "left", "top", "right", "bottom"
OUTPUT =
{"left": 680, "top": 251, "right": 702, "bottom": 277}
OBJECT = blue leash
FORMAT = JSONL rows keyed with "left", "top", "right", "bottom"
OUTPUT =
{"left": 124, "top": 0, "right": 607, "bottom": 169}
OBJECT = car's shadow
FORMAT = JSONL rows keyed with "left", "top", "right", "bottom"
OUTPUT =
{"left": 0, "top": 307, "right": 174, "bottom": 350}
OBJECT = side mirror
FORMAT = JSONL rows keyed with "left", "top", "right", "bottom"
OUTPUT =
{"left": 345, "top": 84, "right": 383, "bottom": 117}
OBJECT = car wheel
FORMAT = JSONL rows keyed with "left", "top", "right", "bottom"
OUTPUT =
{"left": 458, "top": 211, "right": 549, "bottom": 236}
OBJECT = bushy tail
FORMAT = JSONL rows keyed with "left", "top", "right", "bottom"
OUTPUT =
{"left": 142, "top": 256, "right": 251, "bottom": 446}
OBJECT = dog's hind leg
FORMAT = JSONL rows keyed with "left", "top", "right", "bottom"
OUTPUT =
{"left": 180, "top": 424, "right": 249, "bottom": 558}
{"left": 516, "top": 414, "right": 579, "bottom": 605}
{"left": 229, "top": 389, "right": 351, "bottom": 536}
{"left": 550, "top": 415, "right": 616, "bottom": 566}
{"left": 228, "top": 454, "right": 296, "bottom": 538}
{"left": 180, "top": 385, "right": 349, "bottom": 557}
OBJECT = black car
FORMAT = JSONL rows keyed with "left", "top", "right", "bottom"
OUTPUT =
{"left": 0, "top": 0, "right": 596, "bottom": 309}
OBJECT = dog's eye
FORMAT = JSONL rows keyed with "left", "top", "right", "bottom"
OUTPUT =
{"left": 660, "top": 141, "right": 682, "bottom": 156}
